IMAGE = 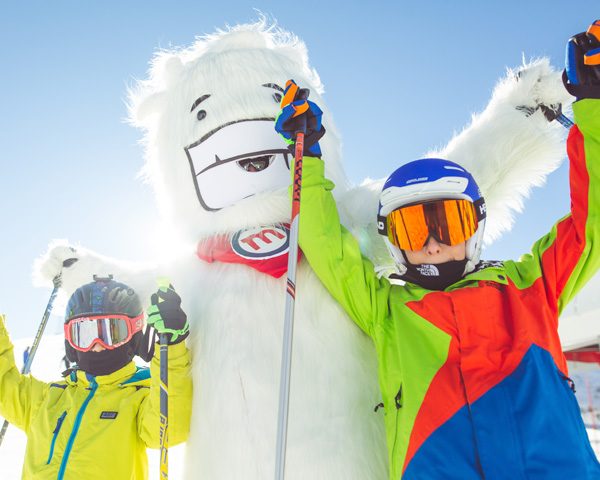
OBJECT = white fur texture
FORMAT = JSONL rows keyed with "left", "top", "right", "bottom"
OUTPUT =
{"left": 37, "top": 20, "right": 387, "bottom": 479}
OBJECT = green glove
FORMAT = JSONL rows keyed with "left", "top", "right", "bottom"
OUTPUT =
{"left": 147, "top": 281, "right": 189, "bottom": 345}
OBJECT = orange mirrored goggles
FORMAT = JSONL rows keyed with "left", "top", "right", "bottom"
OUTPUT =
{"left": 378, "top": 198, "right": 486, "bottom": 251}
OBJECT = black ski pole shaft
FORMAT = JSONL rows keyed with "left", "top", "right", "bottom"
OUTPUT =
{"left": 0, "top": 257, "right": 77, "bottom": 447}
{"left": 159, "top": 332, "right": 169, "bottom": 479}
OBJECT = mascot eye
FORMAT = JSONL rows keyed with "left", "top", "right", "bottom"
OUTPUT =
{"left": 190, "top": 94, "right": 211, "bottom": 120}
{"left": 262, "top": 83, "right": 284, "bottom": 104}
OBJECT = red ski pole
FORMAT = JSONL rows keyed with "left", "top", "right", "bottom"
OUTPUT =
{"left": 275, "top": 87, "right": 308, "bottom": 480}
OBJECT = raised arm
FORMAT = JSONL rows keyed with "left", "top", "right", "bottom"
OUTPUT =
{"left": 275, "top": 80, "right": 391, "bottom": 337}
{"left": 0, "top": 314, "right": 49, "bottom": 431}
{"left": 297, "top": 157, "right": 392, "bottom": 337}
{"left": 506, "top": 22, "right": 600, "bottom": 315}
{"left": 137, "top": 285, "right": 192, "bottom": 448}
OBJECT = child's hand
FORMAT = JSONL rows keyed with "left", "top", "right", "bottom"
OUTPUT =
{"left": 564, "top": 20, "right": 600, "bottom": 99}
{"left": 274, "top": 79, "right": 325, "bottom": 158}
{"left": 147, "top": 282, "right": 189, "bottom": 345}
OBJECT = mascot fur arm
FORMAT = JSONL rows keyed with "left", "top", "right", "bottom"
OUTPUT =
{"left": 34, "top": 240, "right": 160, "bottom": 301}
{"left": 342, "top": 58, "right": 572, "bottom": 271}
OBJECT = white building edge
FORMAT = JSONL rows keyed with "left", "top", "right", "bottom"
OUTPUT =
{"left": 559, "top": 272, "right": 600, "bottom": 354}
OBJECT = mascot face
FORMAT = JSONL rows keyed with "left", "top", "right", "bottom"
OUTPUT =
{"left": 185, "top": 115, "right": 291, "bottom": 211}
{"left": 130, "top": 23, "right": 347, "bottom": 241}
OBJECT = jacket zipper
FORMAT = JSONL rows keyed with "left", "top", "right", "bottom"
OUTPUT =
{"left": 57, "top": 379, "right": 98, "bottom": 480}
{"left": 46, "top": 411, "right": 67, "bottom": 464}
{"left": 558, "top": 371, "right": 576, "bottom": 393}
{"left": 390, "top": 384, "right": 403, "bottom": 471}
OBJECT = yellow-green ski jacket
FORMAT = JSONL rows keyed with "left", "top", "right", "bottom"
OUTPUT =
{"left": 0, "top": 314, "right": 192, "bottom": 479}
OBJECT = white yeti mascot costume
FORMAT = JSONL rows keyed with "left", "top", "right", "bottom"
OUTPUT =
{"left": 37, "top": 20, "right": 571, "bottom": 479}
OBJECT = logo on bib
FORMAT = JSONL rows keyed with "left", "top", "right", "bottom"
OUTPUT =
{"left": 231, "top": 225, "right": 290, "bottom": 259}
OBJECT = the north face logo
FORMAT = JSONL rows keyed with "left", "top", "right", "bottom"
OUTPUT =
{"left": 416, "top": 264, "right": 439, "bottom": 276}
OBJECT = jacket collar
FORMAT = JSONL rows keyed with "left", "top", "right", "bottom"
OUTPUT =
{"left": 66, "top": 361, "right": 138, "bottom": 387}
{"left": 447, "top": 261, "right": 508, "bottom": 290}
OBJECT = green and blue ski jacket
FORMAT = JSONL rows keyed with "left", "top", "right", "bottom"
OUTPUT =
{"left": 297, "top": 99, "right": 600, "bottom": 479}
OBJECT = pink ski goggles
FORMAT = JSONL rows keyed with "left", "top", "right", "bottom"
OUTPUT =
{"left": 64, "top": 314, "right": 144, "bottom": 352}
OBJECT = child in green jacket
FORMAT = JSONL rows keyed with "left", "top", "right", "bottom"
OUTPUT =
{"left": 275, "top": 22, "right": 600, "bottom": 480}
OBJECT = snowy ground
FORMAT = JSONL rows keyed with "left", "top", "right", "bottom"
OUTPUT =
{"left": 1, "top": 334, "right": 599, "bottom": 478}
{"left": 0, "top": 334, "right": 184, "bottom": 479}
{"left": 570, "top": 362, "right": 600, "bottom": 455}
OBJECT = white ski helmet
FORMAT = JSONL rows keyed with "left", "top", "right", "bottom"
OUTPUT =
{"left": 377, "top": 158, "right": 487, "bottom": 276}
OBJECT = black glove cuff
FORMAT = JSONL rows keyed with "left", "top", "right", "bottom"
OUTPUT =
{"left": 305, "top": 126, "right": 326, "bottom": 149}
{"left": 286, "top": 144, "right": 323, "bottom": 159}
{"left": 168, "top": 330, "right": 189, "bottom": 345}
{"left": 286, "top": 125, "right": 326, "bottom": 158}
{"left": 563, "top": 70, "right": 600, "bottom": 99}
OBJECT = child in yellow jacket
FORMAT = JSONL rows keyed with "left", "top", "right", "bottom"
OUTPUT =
{"left": 0, "top": 277, "right": 192, "bottom": 479}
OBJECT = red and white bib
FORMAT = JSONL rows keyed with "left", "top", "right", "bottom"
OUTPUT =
{"left": 197, "top": 224, "right": 301, "bottom": 278}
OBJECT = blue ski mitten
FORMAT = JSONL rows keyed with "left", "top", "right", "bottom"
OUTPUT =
{"left": 564, "top": 19, "right": 600, "bottom": 100}
{"left": 275, "top": 79, "right": 325, "bottom": 157}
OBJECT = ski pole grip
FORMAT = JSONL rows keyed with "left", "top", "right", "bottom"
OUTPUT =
{"left": 157, "top": 277, "right": 171, "bottom": 293}
{"left": 295, "top": 88, "right": 310, "bottom": 135}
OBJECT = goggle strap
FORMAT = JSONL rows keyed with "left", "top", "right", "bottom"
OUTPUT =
{"left": 377, "top": 215, "right": 387, "bottom": 235}
{"left": 474, "top": 197, "right": 486, "bottom": 221}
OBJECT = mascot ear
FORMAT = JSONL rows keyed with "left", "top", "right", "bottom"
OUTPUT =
{"left": 132, "top": 90, "right": 168, "bottom": 124}
{"left": 162, "top": 55, "right": 185, "bottom": 88}
{"left": 130, "top": 55, "right": 184, "bottom": 125}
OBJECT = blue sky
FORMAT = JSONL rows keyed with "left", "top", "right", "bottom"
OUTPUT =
{"left": 0, "top": 2, "right": 596, "bottom": 339}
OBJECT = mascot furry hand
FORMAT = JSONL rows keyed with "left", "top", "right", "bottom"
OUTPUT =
{"left": 35, "top": 21, "right": 570, "bottom": 479}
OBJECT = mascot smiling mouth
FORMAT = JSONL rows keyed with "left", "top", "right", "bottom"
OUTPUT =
{"left": 185, "top": 119, "right": 292, "bottom": 211}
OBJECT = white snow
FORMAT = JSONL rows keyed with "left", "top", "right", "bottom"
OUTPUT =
{"left": 0, "top": 334, "right": 184, "bottom": 479}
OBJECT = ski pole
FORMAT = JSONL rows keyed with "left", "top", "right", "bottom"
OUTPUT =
{"left": 539, "top": 104, "right": 575, "bottom": 128}
{"left": 0, "top": 257, "right": 77, "bottom": 447}
{"left": 517, "top": 103, "right": 575, "bottom": 129}
{"left": 157, "top": 278, "right": 170, "bottom": 480}
{"left": 275, "top": 87, "right": 309, "bottom": 480}
{"left": 554, "top": 112, "right": 574, "bottom": 129}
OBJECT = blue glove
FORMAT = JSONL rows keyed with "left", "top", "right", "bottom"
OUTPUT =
{"left": 563, "top": 20, "right": 600, "bottom": 100}
{"left": 274, "top": 79, "right": 325, "bottom": 158}
{"left": 147, "top": 282, "right": 189, "bottom": 345}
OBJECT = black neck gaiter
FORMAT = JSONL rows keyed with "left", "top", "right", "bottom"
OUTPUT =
{"left": 75, "top": 344, "right": 134, "bottom": 377}
{"left": 399, "top": 258, "right": 468, "bottom": 291}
